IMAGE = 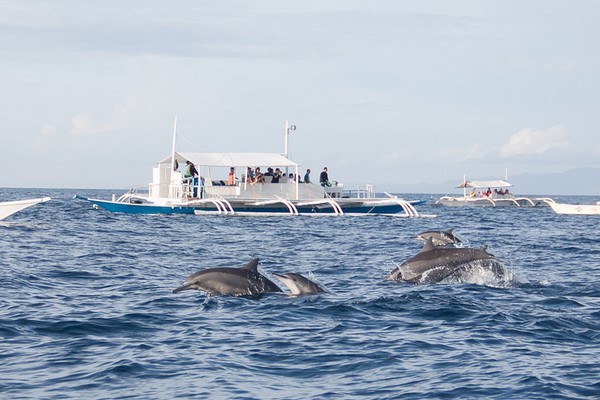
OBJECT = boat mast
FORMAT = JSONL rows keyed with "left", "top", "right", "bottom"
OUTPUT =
{"left": 170, "top": 117, "right": 178, "bottom": 193}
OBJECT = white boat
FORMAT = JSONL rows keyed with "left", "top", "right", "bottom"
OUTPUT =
{"left": 546, "top": 199, "right": 600, "bottom": 215}
{"left": 436, "top": 176, "right": 552, "bottom": 207}
{"left": 76, "top": 121, "right": 431, "bottom": 217}
{"left": 0, "top": 197, "right": 51, "bottom": 221}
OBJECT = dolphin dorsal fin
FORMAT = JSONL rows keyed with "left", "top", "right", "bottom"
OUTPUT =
{"left": 241, "top": 258, "right": 260, "bottom": 271}
{"left": 420, "top": 237, "right": 435, "bottom": 253}
{"left": 446, "top": 228, "right": 453, "bottom": 234}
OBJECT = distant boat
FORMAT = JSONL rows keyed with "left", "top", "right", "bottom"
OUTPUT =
{"left": 0, "top": 197, "right": 51, "bottom": 221}
{"left": 76, "top": 120, "right": 431, "bottom": 217}
{"left": 546, "top": 199, "right": 600, "bottom": 215}
{"left": 436, "top": 176, "right": 552, "bottom": 207}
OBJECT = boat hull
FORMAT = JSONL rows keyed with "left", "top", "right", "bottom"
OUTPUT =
{"left": 436, "top": 196, "right": 550, "bottom": 208}
{"left": 75, "top": 195, "right": 423, "bottom": 216}
{"left": 549, "top": 202, "right": 600, "bottom": 215}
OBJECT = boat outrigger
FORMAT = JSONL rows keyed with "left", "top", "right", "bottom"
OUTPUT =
{"left": 436, "top": 176, "right": 552, "bottom": 207}
{"left": 0, "top": 197, "right": 51, "bottom": 221}
{"left": 76, "top": 121, "right": 430, "bottom": 217}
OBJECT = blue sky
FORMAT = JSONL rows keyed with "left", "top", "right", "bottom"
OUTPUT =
{"left": 2, "top": 1, "right": 599, "bottom": 190}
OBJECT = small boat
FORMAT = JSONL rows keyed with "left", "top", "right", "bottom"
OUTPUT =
{"left": 0, "top": 197, "right": 51, "bottom": 221}
{"left": 436, "top": 176, "right": 552, "bottom": 207}
{"left": 76, "top": 121, "right": 431, "bottom": 217}
{"left": 546, "top": 199, "right": 600, "bottom": 215}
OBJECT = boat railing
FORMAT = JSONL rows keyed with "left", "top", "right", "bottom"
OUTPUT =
{"left": 116, "top": 187, "right": 148, "bottom": 203}
{"left": 343, "top": 184, "right": 376, "bottom": 199}
{"left": 205, "top": 184, "right": 239, "bottom": 198}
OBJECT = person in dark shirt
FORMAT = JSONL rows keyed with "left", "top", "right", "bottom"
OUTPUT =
{"left": 320, "top": 167, "right": 332, "bottom": 187}
{"left": 271, "top": 168, "right": 282, "bottom": 183}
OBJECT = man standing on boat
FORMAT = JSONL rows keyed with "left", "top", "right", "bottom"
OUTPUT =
{"left": 228, "top": 167, "right": 236, "bottom": 186}
{"left": 304, "top": 169, "right": 311, "bottom": 184}
{"left": 184, "top": 161, "right": 199, "bottom": 198}
{"left": 320, "top": 167, "right": 332, "bottom": 187}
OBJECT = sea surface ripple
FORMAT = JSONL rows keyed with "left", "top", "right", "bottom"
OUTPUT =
{"left": 1, "top": 189, "right": 600, "bottom": 399}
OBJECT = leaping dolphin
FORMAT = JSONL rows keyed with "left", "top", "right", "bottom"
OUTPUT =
{"left": 173, "top": 258, "right": 282, "bottom": 296}
{"left": 385, "top": 237, "right": 505, "bottom": 284}
{"left": 272, "top": 272, "right": 325, "bottom": 295}
{"left": 415, "top": 228, "right": 461, "bottom": 246}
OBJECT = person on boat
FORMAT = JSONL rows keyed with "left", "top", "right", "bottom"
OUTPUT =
{"left": 469, "top": 189, "right": 476, "bottom": 197}
{"left": 304, "top": 169, "right": 311, "bottom": 184}
{"left": 183, "top": 161, "right": 198, "bottom": 197}
{"left": 246, "top": 167, "right": 255, "bottom": 184}
{"left": 264, "top": 167, "right": 274, "bottom": 177}
{"left": 320, "top": 167, "right": 332, "bottom": 187}
{"left": 199, "top": 176, "right": 205, "bottom": 198}
{"left": 228, "top": 167, "right": 236, "bottom": 186}
{"left": 288, "top": 173, "right": 296, "bottom": 183}
{"left": 190, "top": 162, "right": 200, "bottom": 198}
{"left": 254, "top": 167, "right": 265, "bottom": 184}
{"left": 271, "top": 168, "right": 282, "bottom": 184}
{"left": 183, "top": 161, "right": 192, "bottom": 181}
{"left": 486, "top": 187, "right": 492, "bottom": 197}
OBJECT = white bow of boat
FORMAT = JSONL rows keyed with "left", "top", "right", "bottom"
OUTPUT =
{"left": 0, "top": 197, "right": 51, "bottom": 221}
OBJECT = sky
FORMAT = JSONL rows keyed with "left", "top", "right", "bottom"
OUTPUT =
{"left": 1, "top": 0, "right": 599, "bottom": 190}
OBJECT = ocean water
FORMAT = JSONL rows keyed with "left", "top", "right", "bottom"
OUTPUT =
{"left": 1, "top": 188, "right": 600, "bottom": 399}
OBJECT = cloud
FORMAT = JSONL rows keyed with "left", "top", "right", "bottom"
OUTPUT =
{"left": 499, "top": 126, "right": 568, "bottom": 158}
{"left": 29, "top": 126, "right": 55, "bottom": 153}
{"left": 69, "top": 91, "right": 141, "bottom": 136}
{"left": 429, "top": 143, "right": 488, "bottom": 162}
{"left": 71, "top": 112, "right": 108, "bottom": 136}
{"left": 40, "top": 125, "right": 55, "bottom": 136}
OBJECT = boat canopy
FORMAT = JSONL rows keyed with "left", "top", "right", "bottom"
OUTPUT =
{"left": 160, "top": 152, "right": 300, "bottom": 168}
{"left": 455, "top": 180, "right": 512, "bottom": 189}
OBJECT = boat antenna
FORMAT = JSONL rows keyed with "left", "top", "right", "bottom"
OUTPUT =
{"left": 284, "top": 120, "right": 296, "bottom": 159}
{"left": 505, "top": 167, "right": 508, "bottom": 181}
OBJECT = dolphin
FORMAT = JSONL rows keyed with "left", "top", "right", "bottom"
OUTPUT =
{"left": 173, "top": 258, "right": 282, "bottom": 296}
{"left": 272, "top": 272, "right": 325, "bottom": 295}
{"left": 385, "top": 237, "right": 504, "bottom": 284}
{"left": 415, "top": 228, "right": 461, "bottom": 246}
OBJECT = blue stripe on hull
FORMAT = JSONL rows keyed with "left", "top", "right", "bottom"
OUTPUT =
{"left": 96, "top": 202, "right": 194, "bottom": 214}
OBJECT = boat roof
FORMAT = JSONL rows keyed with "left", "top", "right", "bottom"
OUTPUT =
{"left": 455, "top": 179, "right": 513, "bottom": 189}
{"left": 160, "top": 152, "right": 300, "bottom": 168}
